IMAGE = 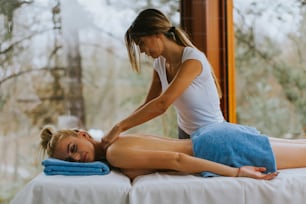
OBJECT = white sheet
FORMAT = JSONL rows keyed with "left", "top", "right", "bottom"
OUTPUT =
{"left": 10, "top": 171, "right": 131, "bottom": 204}
{"left": 11, "top": 168, "right": 306, "bottom": 204}
{"left": 130, "top": 168, "right": 306, "bottom": 204}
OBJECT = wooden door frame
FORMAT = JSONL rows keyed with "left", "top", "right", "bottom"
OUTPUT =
{"left": 180, "top": 0, "right": 236, "bottom": 123}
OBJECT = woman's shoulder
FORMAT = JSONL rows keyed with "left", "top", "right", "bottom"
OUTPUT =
{"left": 182, "top": 47, "right": 206, "bottom": 62}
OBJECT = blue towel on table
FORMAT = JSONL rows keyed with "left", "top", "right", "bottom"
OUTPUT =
{"left": 191, "top": 122, "right": 277, "bottom": 177}
{"left": 42, "top": 158, "right": 110, "bottom": 176}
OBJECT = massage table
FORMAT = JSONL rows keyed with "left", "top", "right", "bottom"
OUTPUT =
{"left": 11, "top": 168, "right": 306, "bottom": 204}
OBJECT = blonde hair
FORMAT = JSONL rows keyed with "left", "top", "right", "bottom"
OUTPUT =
{"left": 125, "top": 8, "right": 222, "bottom": 98}
{"left": 40, "top": 125, "right": 79, "bottom": 157}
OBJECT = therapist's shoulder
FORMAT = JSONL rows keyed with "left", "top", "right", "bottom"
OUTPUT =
{"left": 182, "top": 47, "right": 206, "bottom": 61}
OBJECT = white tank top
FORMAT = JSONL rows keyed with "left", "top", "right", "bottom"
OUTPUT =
{"left": 153, "top": 47, "right": 224, "bottom": 135}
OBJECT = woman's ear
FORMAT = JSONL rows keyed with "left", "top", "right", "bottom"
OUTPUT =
{"left": 78, "top": 131, "right": 94, "bottom": 141}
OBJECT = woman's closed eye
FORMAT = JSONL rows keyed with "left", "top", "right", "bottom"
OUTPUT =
{"left": 69, "top": 143, "right": 78, "bottom": 154}
{"left": 65, "top": 144, "right": 78, "bottom": 162}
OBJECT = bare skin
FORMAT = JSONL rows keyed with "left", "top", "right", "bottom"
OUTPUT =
{"left": 52, "top": 131, "right": 291, "bottom": 181}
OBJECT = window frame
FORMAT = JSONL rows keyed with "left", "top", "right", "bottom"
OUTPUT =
{"left": 180, "top": 0, "right": 236, "bottom": 122}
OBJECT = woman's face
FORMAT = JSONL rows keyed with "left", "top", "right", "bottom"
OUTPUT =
{"left": 53, "top": 132, "right": 95, "bottom": 162}
{"left": 137, "top": 34, "right": 163, "bottom": 58}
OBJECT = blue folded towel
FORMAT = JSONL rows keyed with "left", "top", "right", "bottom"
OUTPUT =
{"left": 191, "top": 122, "right": 277, "bottom": 177}
{"left": 42, "top": 158, "right": 110, "bottom": 176}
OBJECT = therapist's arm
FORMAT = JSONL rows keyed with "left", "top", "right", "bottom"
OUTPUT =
{"left": 102, "top": 60, "right": 202, "bottom": 147}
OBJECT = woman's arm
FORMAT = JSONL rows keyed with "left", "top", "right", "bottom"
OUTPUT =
{"left": 143, "top": 71, "right": 163, "bottom": 105}
{"left": 102, "top": 59, "right": 202, "bottom": 146}
{"left": 107, "top": 147, "right": 278, "bottom": 180}
{"left": 101, "top": 70, "right": 161, "bottom": 148}
{"left": 116, "top": 60, "right": 202, "bottom": 129}
{"left": 108, "top": 148, "right": 237, "bottom": 177}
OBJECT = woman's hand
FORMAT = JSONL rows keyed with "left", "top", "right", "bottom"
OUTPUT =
{"left": 237, "top": 166, "right": 279, "bottom": 180}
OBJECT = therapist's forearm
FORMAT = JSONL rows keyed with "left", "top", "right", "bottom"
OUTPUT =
{"left": 103, "top": 98, "right": 168, "bottom": 146}
{"left": 117, "top": 99, "right": 166, "bottom": 132}
{"left": 102, "top": 124, "right": 121, "bottom": 144}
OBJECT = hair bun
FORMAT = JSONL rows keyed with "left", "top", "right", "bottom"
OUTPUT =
{"left": 40, "top": 125, "right": 55, "bottom": 150}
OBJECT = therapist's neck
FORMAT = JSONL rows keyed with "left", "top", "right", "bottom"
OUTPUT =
{"left": 162, "top": 41, "right": 184, "bottom": 66}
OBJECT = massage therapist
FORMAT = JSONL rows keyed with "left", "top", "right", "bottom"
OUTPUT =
{"left": 101, "top": 8, "right": 224, "bottom": 149}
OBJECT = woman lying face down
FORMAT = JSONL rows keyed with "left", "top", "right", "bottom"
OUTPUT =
{"left": 40, "top": 123, "right": 306, "bottom": 180}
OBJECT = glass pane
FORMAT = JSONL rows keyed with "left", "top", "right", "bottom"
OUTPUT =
{"left": 234, "top": 0, "right": 306, "bottom": 138}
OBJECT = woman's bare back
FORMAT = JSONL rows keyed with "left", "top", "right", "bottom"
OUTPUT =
{"left": 108, "top": 134, "right": 193, "bottom": 155}
{"left": 105, "top": 134, "right": 193, "bottom": 179}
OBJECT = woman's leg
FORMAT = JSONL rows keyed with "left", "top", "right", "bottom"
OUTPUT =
{"left": 270, "top": 138, "right": 306, "bottom": 169}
